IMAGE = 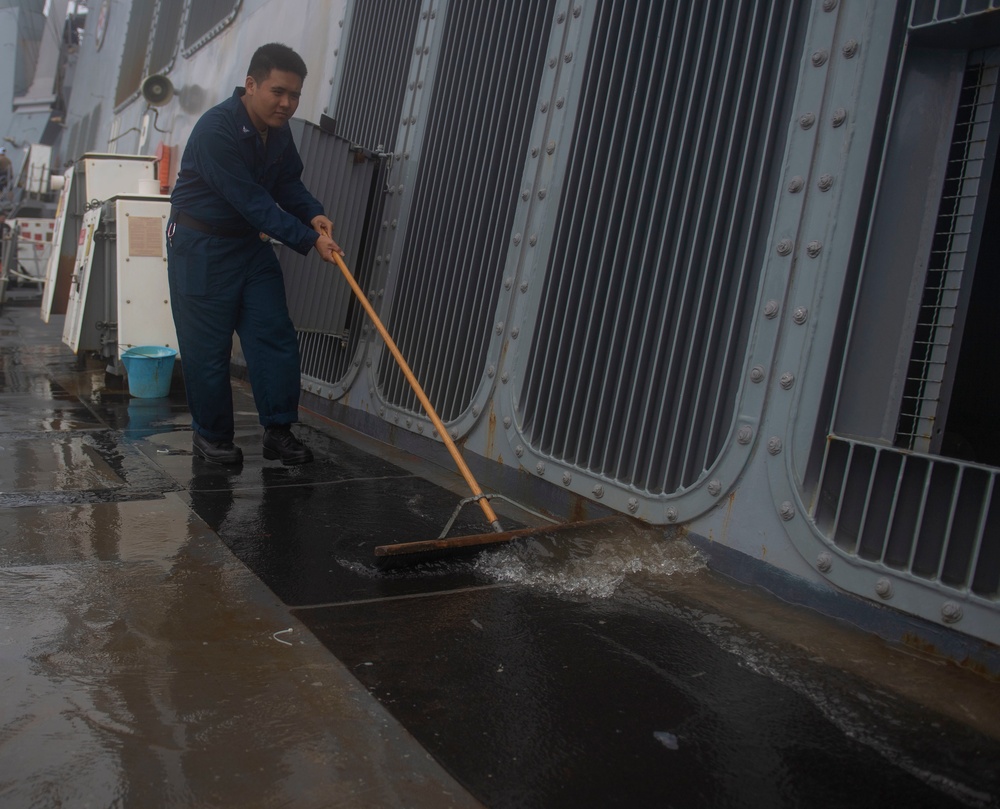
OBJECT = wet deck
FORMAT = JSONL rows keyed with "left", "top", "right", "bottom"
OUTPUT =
{"left": 1, "top": 291, "right": 998, "bottom": 808}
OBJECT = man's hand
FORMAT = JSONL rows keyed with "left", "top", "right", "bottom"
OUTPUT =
{"left": 311, "top": 214, "right": 334, "bottom": 235}
{"left": 310, "top": 215, "right": 344, "bottom": 261}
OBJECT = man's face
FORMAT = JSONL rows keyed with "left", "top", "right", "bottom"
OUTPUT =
{"left": 242, "top": 69, "right": 303, "bottom": 130}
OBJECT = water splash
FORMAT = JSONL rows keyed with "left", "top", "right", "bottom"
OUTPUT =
{"left": 474, "top": 531, "right": 705, "bottom": 598}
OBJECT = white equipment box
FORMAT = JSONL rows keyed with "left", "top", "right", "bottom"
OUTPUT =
{"left": 62, "top": 194, "right": 177, "bottom": 359}
{"left": 42, "top": 154, "right": 159, "bottom": 323}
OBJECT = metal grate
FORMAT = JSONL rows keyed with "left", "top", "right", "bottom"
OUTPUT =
{"left": 333, "top": 0, "right": 423, "bottom": 151}
{"left": 278, "top": 119, "right": 383, "bottom": 337}
{"left": 911, "top": 0, "right": 1000, "bottom": 28}
{"left": 520, "top": 0, "right": 802, "bottom": 494}
{"left": 297, "top": 0, "right": 422, "bottom": 388}
{"left": 814, "top": 436, "right": 999, "bottom": 598}
{"left": 375, "top": 0, "right": 557, "bottom": 421}
{"left": 896, "top": 57, "right": 998, "bottom": 452}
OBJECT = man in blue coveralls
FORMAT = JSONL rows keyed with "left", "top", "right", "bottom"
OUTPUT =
{"left": 167, "top": 43, "right": 342, "bottom": 466}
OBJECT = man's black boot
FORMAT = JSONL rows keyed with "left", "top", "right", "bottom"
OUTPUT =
{"left": 262, "top": 425, "right": 314, "bottom": 465}
{"left": 192, "top": 432, "right": 244, "bottom": 465}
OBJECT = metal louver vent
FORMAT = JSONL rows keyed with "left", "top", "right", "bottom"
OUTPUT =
{"left": 815, "top": 436, "right": 999, "bottom": 599}
{"left": 911, "top": 0, "right": 1000, "bottom": 28}
{"left": 376, "top": 0, "right": 558, "bottom": 421}
{"left": 334, "top": 0, "right": 422, "bottom": 151}
{"left": 279, "top": 119, "right": 383, "bottom": 338}
{"left": 298, "top": 0, "right": 421, "bottom": 387}
{"left": 520, "top": 0, "right": 803, "bottom": 495}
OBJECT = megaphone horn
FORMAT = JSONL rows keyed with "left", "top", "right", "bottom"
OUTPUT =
{"left": 141, "top": 74, "right": 174, "bottom": 107}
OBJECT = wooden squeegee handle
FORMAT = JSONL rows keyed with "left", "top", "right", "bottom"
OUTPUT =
{"left": 332, "top": 252, "right": 502, "bottom": 533}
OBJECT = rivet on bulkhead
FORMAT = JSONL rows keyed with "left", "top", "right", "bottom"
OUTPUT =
{"left": 764, "top": 300, "right": 780, "bottom": 319}
{"left": 529, "top": 235, "right": 537, "bottom": 246}
{"left": 832, "top": 108, "right": 847, "bottom": 127}
{"left": 501, "top": 371, "right": 509, "bottom": 384}
{"left": 549, "top": 57, "right": 558, "bottom": 69}
{"left": 513, "top": 233, "right": 522, "bottom": 246}
{"left": 472, "top": 406, "right": 480, "bottom": 418}
{"left": 520, "top": 281, "right": 529, "bottom": 293}
{"left": 564, "top": 52, "right": 574, "bottom": 63}
{"left": 750, "top": 365, "right": 766, "bottom": 383}
{"left": 546, "top": 141, "right": 556, "bottom": 155}
{"left": 818, "top": 174, "right": 834, "bottom": 191}
{"left": 941, "top": 601, "right": 963, "bottom": 623}
{"left": 495, "top": 321, "right": 504, "bottom": 335}
{"left": 504, "top": 277, "right": 513, "bottom": 290}
{"left": 817, "top": 552, "right": 833, "bottom": 572}
{"left": 503, "top": 417, "right": 512, "bottom": 429}
{"left": 792, "top": 306, "right": 809, "bottom": 324}
{"left": 666, "top": 507, "right": 678, "bottom": 522}
{"left": 538, "top": 188, "right": 548, "bottom": 200}
{"left": 737, "top": 425, "right": 753, "bottom": 445}
{"left": 540, "top": 102, "right": 549, "bottom": 113}
{"left": 779, "top": 501, "right": 796, "bottom": 520}
{"left": 780, "top": 372, "right": 795, "bottom": 390}
{"left": 811, "top": 49, "right": 829, "bottom": 67}
{"left": 799, "top": 112, "right": 816, "bottom": 129}
{"left": 776, "top": 239, "right": 793, "bottom": 256}
{"left": 562, "top": 472, "right": 572, "bottom": 485}
{"left": 787, "top": 176, "right": 804, "bottom": 193}
{"left": 593, "top": 484, "right": 605, "bottom": 498}
{"left": 536, "top": 462, "right": 546, "bottom": 475}
{"left": 822, "top": 0, "right": 838, "bottom": 10}
{"left": 767, "top": 436, "right": 783, "bottom": 455}
{"left": 874, "top": 578, "right": 893, "bottom": 599}
{"left": 627, "top": 497, "right": 639, "bottom": 513}
{"left": 842, "top": 39, "right": 859, "bottom": 58}
{"left": 522, "top": 189, "right": 530, "bottom": 201}
{"left": 806, "top": 240, "right": 822, "bottom": 258}
{"left": 707, "top": 479, "right": 722, "bottom": 496}
{"left": 511, "top": 327, "right": 519, "bottom": 339}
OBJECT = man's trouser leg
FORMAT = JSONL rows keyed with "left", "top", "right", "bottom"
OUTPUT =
{"left": 236, "top": 248, "right": 301, "bottom": 429}
{"left": 167, "top": 227, "right": 244, "bottom": 442}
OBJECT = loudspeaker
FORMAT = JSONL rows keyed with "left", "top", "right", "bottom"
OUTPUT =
{"left": 141, "top": 74, "right": 174, "bottom": 107}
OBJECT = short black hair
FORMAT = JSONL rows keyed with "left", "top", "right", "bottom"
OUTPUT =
{"left": 247, "top": 43, "right": 308, "bottom": 82}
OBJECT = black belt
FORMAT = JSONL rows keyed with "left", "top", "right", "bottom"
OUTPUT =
{"left": 170, "top": 208, "right": 255, "bottom": 239}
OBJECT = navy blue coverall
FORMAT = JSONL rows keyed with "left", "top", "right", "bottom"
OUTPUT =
{"left": 167, "top": 88, "right": 323, "bottom": 443}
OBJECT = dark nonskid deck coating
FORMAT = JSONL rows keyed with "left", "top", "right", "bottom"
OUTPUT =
{"left": 0, "top": 296, "right": 998, "bottom": 808}
{"left": 300, "top": 587, "right": 994, "bottom": 809}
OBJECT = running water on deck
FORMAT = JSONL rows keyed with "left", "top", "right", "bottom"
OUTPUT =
{"left": 473, "top": 525, "right": 705, "bottom": 598}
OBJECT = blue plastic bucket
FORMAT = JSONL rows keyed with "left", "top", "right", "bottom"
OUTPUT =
{"left": 120, "top": 346, "right": 177, "bottom": 399}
